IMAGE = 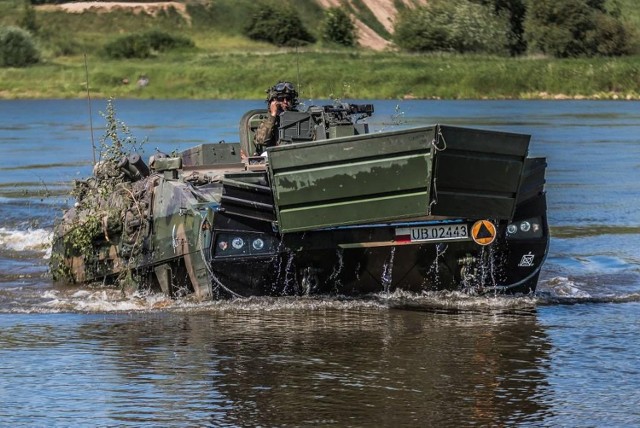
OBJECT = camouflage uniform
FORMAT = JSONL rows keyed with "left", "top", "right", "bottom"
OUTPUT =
{"left": 253, "top": 81, "right": 298, "bottom": 154}
{"left": 253, "top": 114, "right": 278, "bottom": 153}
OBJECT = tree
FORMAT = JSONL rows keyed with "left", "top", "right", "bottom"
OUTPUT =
{"left": 321, "top": 7, "right": 356, "bottom": 47}
{"left": 0, "top": 26, "right": 40, "bottom": 67}
{"left": 19, "top": 0, "right": 39, "bottom": 34}
{"left": 524, "top": 0, "right": 630, "bottom": 57}
{"left": 470, "top": 0, "right": 527, "bottom": 55}
{"left": 393, "top": 0, "right": 510, "bottom": 54}
{"left": 244, "top": 1, "right": 315, "bottom": 47}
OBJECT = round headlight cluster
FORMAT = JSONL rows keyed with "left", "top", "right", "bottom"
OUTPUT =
{"left": 231, "top": 237, "right": 244, "bottom": 249}
{"left": 252, "top": 238, "right": 265, "bottom": 250}
{"left": 505, "top": 217, "right": 543, "bottom": 239}
{"left": 214, "top": 233, "right": 273, "bottom": 257}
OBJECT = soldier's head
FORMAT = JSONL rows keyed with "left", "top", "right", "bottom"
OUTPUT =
{"left": 266, "top": 81, "right": 298, "bottom": 110}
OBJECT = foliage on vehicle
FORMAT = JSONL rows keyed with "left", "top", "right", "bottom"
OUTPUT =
{"left": 50, "top": 99, "right": 147, "bottom": 288}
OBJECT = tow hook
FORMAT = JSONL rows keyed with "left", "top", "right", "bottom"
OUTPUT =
{"left": 458, "top": 254, "right": 477, "bottom": 285}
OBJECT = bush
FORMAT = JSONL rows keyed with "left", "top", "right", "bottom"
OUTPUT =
{"left": 524, "top": 0, "right": 631, "bottom": 57}
{"left": 103, "top": 31, "right": 194, "bottom": 59}
{"left": 0, "top": 26, "right": 40, "bottom": 67}
{"left": 321, "top": 7, "right": 356, "bottom": 47}
{"left": 19, "top": 1, "right": 39, "bottom": 34}
{"left": 244, "top": 1, "right": 315, "bottom": 47}
{"left": 145, "top": 30, "right": 194, "bottom": 52}
{"left": 104, "top": 33, "right": 153, "bottom": 59}
{"left": 588, "top": 13, "right": 630, "bottom": 56}
{"left": 393, "top": 0, "right": 510, "bottom": 54}
{"left": 475, "top": 0, "right": 527, "bottom": 55}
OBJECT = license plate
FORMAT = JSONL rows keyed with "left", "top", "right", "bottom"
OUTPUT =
{"left": 396, "top": 224, "right": 470, "bottom": 243}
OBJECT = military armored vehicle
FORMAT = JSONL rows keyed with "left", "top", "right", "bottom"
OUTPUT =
{"left": 51, "top": 101, "right": 549, "bottom": 299}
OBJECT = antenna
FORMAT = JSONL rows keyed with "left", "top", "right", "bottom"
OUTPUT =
{"left": 295, "top": 44, "right": 301, "bottom": 98}
{"left": 84, "top": 53, "right": 97, "bottom": 165}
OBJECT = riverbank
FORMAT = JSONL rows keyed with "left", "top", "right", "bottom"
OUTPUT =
{"left": 1, "top": 51, "right": 639, "bottom": 100}
{"left": 2, "top": 0, "right": 639, "bottom": 100}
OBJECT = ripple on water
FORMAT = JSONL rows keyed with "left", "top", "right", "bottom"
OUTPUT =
{"left": 0, "top": 282, "right": 623, "bottom": 315}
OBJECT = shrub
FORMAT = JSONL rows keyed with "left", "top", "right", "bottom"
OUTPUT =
{"left": 474, "top": 0, "right": 527, "bottom": 55}
{"left": 103, "top": 31, "right": 194, "bottom": 59}
{"left": 0, "top": 26, "right": 40, "bottom": 67}
{"left": 145, "top": 30, "right": 194, "bottom": 52}
{"left": 244, "top": 1, "right": 315, "bottom": 47}
{"left": 19, "top": 1, "right": 39, "bottom": 34}
{"left": 393, "top": 0, "right": 509, "bottom": 54}
{"left": 104, "top": 33, "right": 153, "bottom": 59}
{"left": 524, "top": 0, "right": 631, "bottom": 57}
{"left": 321, "top": 7, "right": 356, "bottom": 47}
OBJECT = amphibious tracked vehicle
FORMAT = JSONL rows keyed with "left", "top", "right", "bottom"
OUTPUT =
{"left": 51, "top": 102, "right": 548, "bottom": 298}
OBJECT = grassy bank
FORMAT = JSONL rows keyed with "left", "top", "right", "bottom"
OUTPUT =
{"left": 1, "top": 0, "right": 639, "bottom": 100}
{"left": 1, "top": 51, "right": 639, "bottom": 100}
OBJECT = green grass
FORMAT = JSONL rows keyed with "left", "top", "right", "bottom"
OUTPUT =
{"left": 0, "top": 0, "right": 639, "bottom": 100}
{"left": 2, "top": 50, "right": 639, "bottom": 100}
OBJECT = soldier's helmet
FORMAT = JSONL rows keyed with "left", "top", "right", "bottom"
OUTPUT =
{"left": 266, "top": 81, "right": 298, "bottom": 107}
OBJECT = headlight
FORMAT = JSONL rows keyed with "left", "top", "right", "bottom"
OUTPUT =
{"left": 231, "top": 237, "right": 245, "bottom": 249}
{"left": 252, "top": 238, "right": 265, "bottom": 250}
{"left": 214, "top": 232, "right": 276, "bottom": 257}
{"left": 506, "top": 217, "right": 544, "bottom": 240}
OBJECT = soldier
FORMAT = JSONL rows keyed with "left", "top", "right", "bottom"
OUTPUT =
{"left": 253, "top": 81, "right": 298, "bottom": 154}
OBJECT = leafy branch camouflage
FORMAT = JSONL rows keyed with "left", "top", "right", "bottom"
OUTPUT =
{"left": 50, "top": 99, "right": 149, "bottom": 290}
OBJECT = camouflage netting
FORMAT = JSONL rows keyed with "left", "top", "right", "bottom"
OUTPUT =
{"left": 50, "top": 100, "right": 152, "bottom": 289}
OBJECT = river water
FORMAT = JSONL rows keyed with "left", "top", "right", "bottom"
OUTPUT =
{"left": 1, "top": 99, "right": 639, "bottom": 426}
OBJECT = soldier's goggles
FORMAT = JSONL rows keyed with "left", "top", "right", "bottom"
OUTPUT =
{"left": 274, "top": 82, "right": 295, "bottom": 92}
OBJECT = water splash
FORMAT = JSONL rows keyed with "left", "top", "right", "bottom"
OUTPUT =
{"left": 381, "top": 247, "right": 396, "bottom": 294}
{"left": 281, "top": 252, "right": 296, "bottom": 295}
{"left": 271, "top": 241, "right": 287, "bottom": 294}
{"left": 459, "top": 243, "right": 509, "bottom": 294}
{"left": 3, "top": 276, "right": 640, "bottom": 315}
{"left": 0, "top": 227, "right": 52, "bottom": 256}
{"left": 391, "top": 104, "right": 406, "bottom": 127}
{"left": 377, "top": 103, "right": 407, "bottom": 133}
{"left": 426, "top": 243, "right": 448, "bottom": 289}
{"left": 328, "top": 249, "right": 344, "bottom": 293}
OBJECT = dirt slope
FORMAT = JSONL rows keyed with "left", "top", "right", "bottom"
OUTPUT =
{"left": 316, "top": 0, "right": 427, "bottom": 50}
{"left": 37, "top": 0, "right": 428, "bottom": 50}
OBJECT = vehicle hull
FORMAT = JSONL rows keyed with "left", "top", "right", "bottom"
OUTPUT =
{"left": 209, "top": 192, "right": 548, "bottom": 297}
{"left": 51, "top": 107, "right": 549, "bottom": 300}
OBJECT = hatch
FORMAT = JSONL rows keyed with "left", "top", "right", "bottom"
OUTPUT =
{"left": 428, "top": 125, "right": 530, "bottom": 219}
{"left": 268, "top": 127, "right": 435, "bottom": 233}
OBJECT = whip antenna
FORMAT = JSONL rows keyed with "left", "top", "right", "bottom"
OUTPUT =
{"left": 295, "top": 44, "right": 301, "bottom": 97}
{"left": 84, "top": 53, "right": 97, "bottom": 165}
